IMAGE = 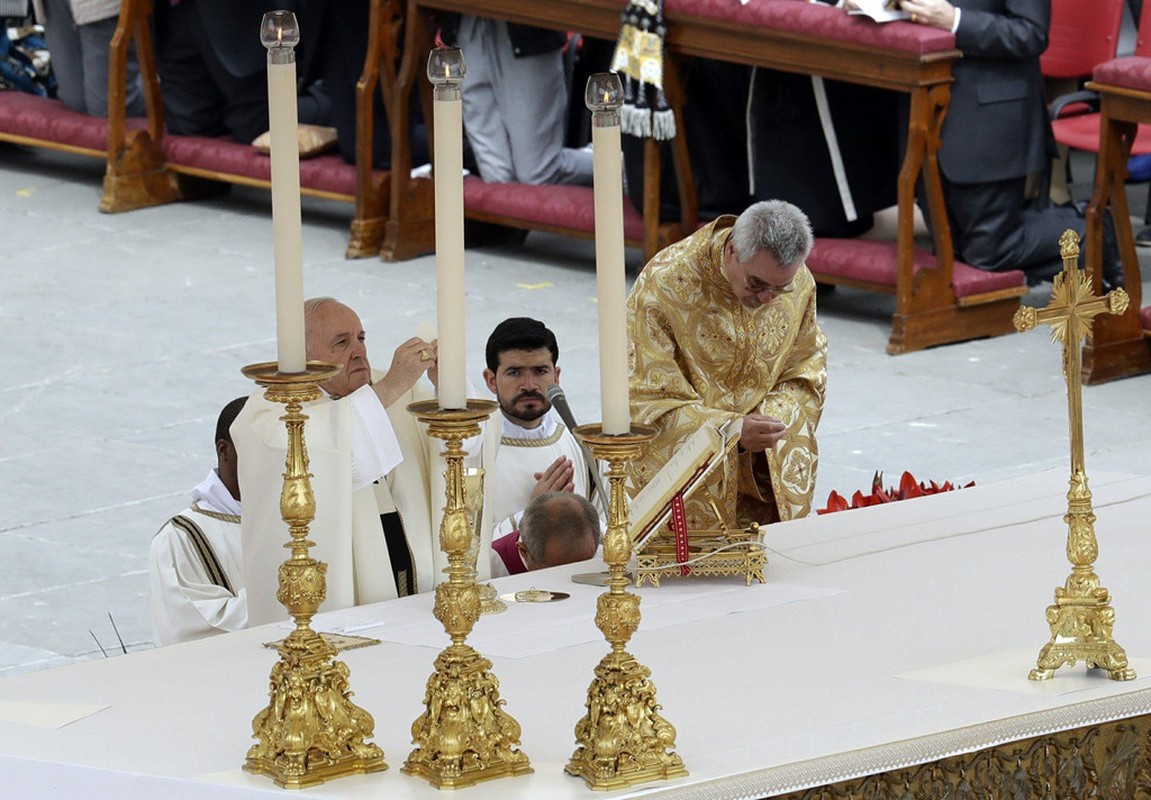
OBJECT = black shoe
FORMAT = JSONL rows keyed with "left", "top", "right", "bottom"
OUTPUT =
{"left": 1136, "top": 226, "right": 1151, "bottom": 248}
{"left": 1100, "top": 208, "right": 1125, "bottom": 291}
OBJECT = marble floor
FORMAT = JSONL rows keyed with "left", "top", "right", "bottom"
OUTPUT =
{"left": 1, "top": 144, "right": 1148, "bottom": 677}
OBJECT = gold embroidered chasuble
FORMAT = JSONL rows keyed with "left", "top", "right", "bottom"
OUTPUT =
{"left": 627, "top": 216, "right": 828, "bottom": 528}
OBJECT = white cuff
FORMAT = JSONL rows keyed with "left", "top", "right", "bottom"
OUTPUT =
{"left": 347, "top": 385, "right": 403, "bottom": 491}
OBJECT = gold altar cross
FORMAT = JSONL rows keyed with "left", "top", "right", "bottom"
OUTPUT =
{"left": 1012, "top": 230, "right": 1134, "bottom": 681}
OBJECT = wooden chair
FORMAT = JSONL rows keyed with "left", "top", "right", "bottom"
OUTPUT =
{"left": 1082, "top": 48, "right": 1151, "bottom": 381}
{"left": 99, "top": 0, "right": 398, "bottom": 260}
{"left": 381, "top": 0, "right": 1027, "bottom": 354}
{"left": 381, "top": 2, "right": 694, "bottom": 263}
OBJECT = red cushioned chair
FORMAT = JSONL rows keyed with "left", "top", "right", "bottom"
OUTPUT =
{"left": 1046, "top": 1, "right": 1151, "bottom": 211}
{"left": 1037, "top": 0, "right": 1127, "bottom": 205}
{"left": 1040, "top": 0, "right": 1125, "bottom": 83}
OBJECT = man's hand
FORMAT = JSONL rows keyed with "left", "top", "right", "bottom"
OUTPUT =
{"left": 899, "top": 0, "right": 956, "bottom": 30}
{"left": 373, "top": 337, "right": 435, "bottom": 408}
{"left": 425, "top": 338, "right": 439, "bottom": 389}
{"left": 531, "top": 456, "right": 575, "bottom": 498}
{"left": 739, "top": 413, "right": 787, "bottom": 453}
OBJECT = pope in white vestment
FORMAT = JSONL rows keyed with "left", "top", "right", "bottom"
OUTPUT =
{"left": 234, "top": 377, "right": 442, "bottom": 625}
{"left": 233, "top": 298, "right": 496, "bottom": 627}
{"left": 149, "top": 471, "right": 246, "bottom": 646}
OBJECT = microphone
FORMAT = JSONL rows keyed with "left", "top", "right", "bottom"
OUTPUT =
{"left": 545, "top": 384, "right": 611, "bottom": 516}
{"left": 545, "top": 383, "right": 580, "bottom": 431}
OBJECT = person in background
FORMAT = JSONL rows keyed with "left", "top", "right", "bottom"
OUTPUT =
{"left": 441, "top": 15, "right": 594, "bottom": 186}
{"left": 148, "top": 396, "right": 247, "bottom": 646}
{"left": 152, "top": 0, "right": 329, "bottom": 144}
{"left": 32, "top": 0, "right": 144, "bottom": 116}
{"left": 898, "top": 0, "right": 1123, "bottom": 287}
{"left": 490, "top": 492, "right": 601, "bottom": 577}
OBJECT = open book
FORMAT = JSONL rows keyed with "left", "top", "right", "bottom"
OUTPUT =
{"left": 629, "top": 417, "right": 742, "bottom": 551}
{"left": 845, "top": 0, "right": 909, "bottom": 23}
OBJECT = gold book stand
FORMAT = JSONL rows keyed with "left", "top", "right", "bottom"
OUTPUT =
{"left": 629, "top": 420, "right": 767, "bottom": 587}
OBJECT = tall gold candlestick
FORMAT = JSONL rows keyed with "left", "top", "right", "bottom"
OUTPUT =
{"left": 567, "top": 424, "right": 686, "bottom": 790}
{"left": 403, "top": 399, "right": 531, "bottom": 788}
{"left": 1013, "top": 231, "right": 1135, "bottom": 682}
{"left": 240, "top": 362, "right": 386, "bottom": 787}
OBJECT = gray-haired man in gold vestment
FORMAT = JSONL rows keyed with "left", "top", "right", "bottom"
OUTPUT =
{"left": 627, "top": 199, "right": 827, "bottom": 527}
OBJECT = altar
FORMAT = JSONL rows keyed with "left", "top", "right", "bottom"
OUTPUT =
{"left": 2, "top": 468, "right": 1150, "bottom": 798}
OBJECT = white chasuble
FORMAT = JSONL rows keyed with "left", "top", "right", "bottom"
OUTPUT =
{"left": 234, "top": 374, "right": 440, "bottom": 626}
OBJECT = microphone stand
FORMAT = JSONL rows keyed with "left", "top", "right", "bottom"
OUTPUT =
{"left": 546, "top": 384, "right": 613, "bottom": 519}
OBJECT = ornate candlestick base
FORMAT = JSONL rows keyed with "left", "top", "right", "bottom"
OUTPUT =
{"left": 240, "top": 362, "right": 386, "bottom": 788}
{"left": 1028, "top": 472, "right": 1135, "bottom": 682}
{"left": 403, "top": 399, "right": 531, "bottom": 788}
{"left": 566, "top": 424, "right": 687, "bottom": 790}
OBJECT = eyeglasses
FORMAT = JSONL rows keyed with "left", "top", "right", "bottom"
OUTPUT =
{"left": 726, "top": 235, "right": 795, "bottom": 300}
{"left": 743, "top": 274, "right": 794, "bottom": 299}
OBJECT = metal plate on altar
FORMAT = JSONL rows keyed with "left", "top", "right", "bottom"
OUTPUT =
{"left": 498, "top": 589, "right": 571, "bottom": 603}
{"left": 571, "top": 571, "right": 632, "bottom": 587}
{"left": 262, "top": 632, "right": 381, "bottom": 652}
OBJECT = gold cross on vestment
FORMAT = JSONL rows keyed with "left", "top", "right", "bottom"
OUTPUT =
{"left": 1012, "top": 229, "right": 1134, "bottom": 682}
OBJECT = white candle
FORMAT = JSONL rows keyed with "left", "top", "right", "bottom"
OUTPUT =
{"left": 587, "top": 74, "right": 630, "bottom": 434}
{"left": 261, "top": 12, "right": 305, "bottom": 374}
{"left": 429, "top": 49, "right": 467, "bottom": 410}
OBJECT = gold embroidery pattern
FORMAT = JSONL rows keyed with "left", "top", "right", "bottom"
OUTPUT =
{"left": 191, "top": 503, "right": 241, "bottom": 525}
{"left": 501, "top": 423, "right": 567, "bottom": 448}
{"left": 773, "top": 717, "right": 1151, "bottom": 800}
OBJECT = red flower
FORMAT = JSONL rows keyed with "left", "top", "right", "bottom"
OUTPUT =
{"left": 816, "top": 471, "right": 974, "bottom": 514}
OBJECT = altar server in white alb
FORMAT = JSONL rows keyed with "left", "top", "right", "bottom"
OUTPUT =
{"left": 149, "top": 396, "right": 249, "bottom": 646}
{"left": 482, "top": 317, "right": 592, "bottom": 538}
{"left": 233, "top": 297, "right": 446, "bottom": 627}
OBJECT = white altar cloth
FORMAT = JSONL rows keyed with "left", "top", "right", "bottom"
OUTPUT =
{"left": 2, "top": 468, "right": 1150, "bottom": 799}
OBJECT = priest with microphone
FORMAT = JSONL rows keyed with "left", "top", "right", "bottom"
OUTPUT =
{"left": 481, "top": 318, "right": 596, "bottom": 542}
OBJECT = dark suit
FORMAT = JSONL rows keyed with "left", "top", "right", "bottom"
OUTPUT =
{"left": 154, "top": 0, "right": 327, "bottom": 144}
{"left": 939, "top": 0, "right": 1083, "bottom": 279}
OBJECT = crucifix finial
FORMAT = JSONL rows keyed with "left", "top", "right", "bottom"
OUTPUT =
{"left": 1059, "top": 229, "right": 1079, "bottom": 260}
